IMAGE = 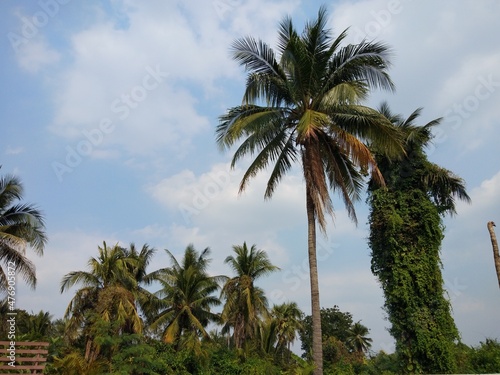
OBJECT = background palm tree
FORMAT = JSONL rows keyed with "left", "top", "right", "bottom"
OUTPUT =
{"left": 271, "top": 301, "right": 304, "bottom": 361}
{"left": 221, "top": 242, "right": 279, "bottom": 349}
{"left": 19, "top": 310, "right": 53, "bottom": 341}
{"left": 148, "top": 245, "right": 223, "bottom": 348}
{"left": 0, "top": 173, "right": 47, "bottom": 290}
{"left": 60, "top": 242, "right": 143, "bottom": 361}
{"left": 371, "top": 103, "right": 470, "bottom": 213}
{"left": 122, "top": 242, "right": 159, "bottom": 322}
{"left": 216, "top": 7, "right": 401, "bottom": 373}
{"left": 346, "top": 321, "right": 372, "bottom": 355}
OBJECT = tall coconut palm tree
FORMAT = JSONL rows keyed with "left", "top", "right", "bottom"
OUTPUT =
{"left": 221, "top": 242, "right": 279, "bottom": 349}
{"left": 216, "top": 7, "right": 401, "bottom": 373}
{"left": 0, "top": 173, "right": 47, "bottom": 290}
{"left": 148, "top": 245, "right": 223, "bottom": 347}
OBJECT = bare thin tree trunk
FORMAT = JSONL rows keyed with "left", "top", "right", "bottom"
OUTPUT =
{"left": 487, "top": 221, "right": 500, "bottom": 289}
{"left": 307, "top": 189, "right": 323, "bottom": 375}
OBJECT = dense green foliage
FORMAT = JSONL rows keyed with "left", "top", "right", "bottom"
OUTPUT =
{"left": 301, "top": 306, "right": 354, "bottom": 356}
{"left": 369, "top": 188, "right": 458, "bottom": 373}
{"left": 368, "top": 106, "right": 470, "bottom": 374}
{"left": 2, "top": 246, "right": 499, "bottom": 373}
{"left": 46, "top": 241, "right": 317, "bottom": 373}
{"left": 300, "top": 306, "right": 373, "bottom": 372}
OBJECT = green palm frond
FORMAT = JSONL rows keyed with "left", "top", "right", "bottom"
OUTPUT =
{"left": 0, "top": 174, "right": 46, "bottom": 290}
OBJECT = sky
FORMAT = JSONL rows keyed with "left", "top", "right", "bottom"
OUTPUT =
{"left": 1, "top": 0, "right": 500, "bottom": 354}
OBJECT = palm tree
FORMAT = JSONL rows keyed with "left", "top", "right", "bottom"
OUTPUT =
{"left": 19, "top": 310, "right": 53, "bottom": 341}
{"left": 221, "top": 242, "right": 279, "bottom": 349}
{"left": 148, "top": 245, "right": 223, "bottom": 348}
{"left": 122, "top": 243, "right": 158, "bottom": 321}
{"left": 346, "top": 321, "right": 372, "bottom": 354}
{"left": 0, "top": 173, "right": 47, "bottom": 290}
{"left": 271, "top": 301, "right": 303, "bottom": 361}
{"left": 216, "top": 7, "right": 401, "bottom": 373}
{"left": 371, "top": 103, "right": 471, "bottom": 212}
{"left": 60, "top": 242, "right": 143, "bottom": 361}
{"left": 487, "top": 221, "right": 500, "bottom": 289}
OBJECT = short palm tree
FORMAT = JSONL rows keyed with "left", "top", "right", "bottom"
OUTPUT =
{"left": 346, "top": 321, "right": 372, "bottom": 354}
{"left": 60, "top": 242, "right": 143, "bottom": 361}
{"left": 221, "top": 242, "right": 279, "bottom": 349}
{"left": 148, "top": 245, "right": 223, "bottom": 347}
{"left": 271, "top": 301, "right": 304, "bottom": 358}
{"left": 0, "top": 173, "right": 46, "bottom": 290}
{"left": 19, "top": 310, "right": 53, "bottom": 341}
{"left": 216, "top": 7, "right": 401, "bottom": 373}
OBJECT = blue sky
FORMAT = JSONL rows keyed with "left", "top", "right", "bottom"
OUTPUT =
{"left": 1, "top": 0, "right": 500, "bottom": 353}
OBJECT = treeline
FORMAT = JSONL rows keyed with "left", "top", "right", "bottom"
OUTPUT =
{"left": 1, "top": 241, "right": 374, "bottom": 374}
{"left": 0, "top": 243, "right": 500, "bottom": 375}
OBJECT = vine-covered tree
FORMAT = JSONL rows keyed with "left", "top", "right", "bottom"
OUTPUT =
{"left": 368, "top": 104, "right": 471, "bottom": 374}
{"left": 216, "top": 7, "right": 401, "bottom": 373}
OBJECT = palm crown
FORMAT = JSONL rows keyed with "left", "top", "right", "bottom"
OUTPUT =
{"left": 0, "top": 173, "right": 47, "bottom": 290}
{"left": 216, "top": 6, "right": 402, "bottom": 230}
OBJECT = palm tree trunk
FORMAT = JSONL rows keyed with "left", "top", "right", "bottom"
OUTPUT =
{"left": 487, "top": 221, "right": 500, "bottom": 289}
{"left": 306, "top": 189, "right": 323, "bottom": 375}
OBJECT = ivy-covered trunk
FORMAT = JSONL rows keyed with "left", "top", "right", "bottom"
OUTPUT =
{"left": 369, "top": 189, "right": 459, "bottom": 374}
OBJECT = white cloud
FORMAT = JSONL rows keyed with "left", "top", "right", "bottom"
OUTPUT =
{"left": 15, "top": 37, "right": 60, "bottom": 73}
{"left": 5, "top": 146, "right": 24, "bottom": 155}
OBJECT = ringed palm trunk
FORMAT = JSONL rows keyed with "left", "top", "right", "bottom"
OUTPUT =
{"left": 306, "top": 188, "right": 323, "bottom": 374}
{"left": 487, "top": 221, "right": 500, "bottom": 289}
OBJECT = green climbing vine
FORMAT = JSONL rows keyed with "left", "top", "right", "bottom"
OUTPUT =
{"left": 369, "top": 188, "right": 459, "bottom": 374}
{"left": 367, "top": 105, "right": 470, "bottom": 374}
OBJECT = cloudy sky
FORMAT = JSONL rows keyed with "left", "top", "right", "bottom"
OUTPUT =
{"left": 1, "top": 0, "right": 500, "bottom": 353}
